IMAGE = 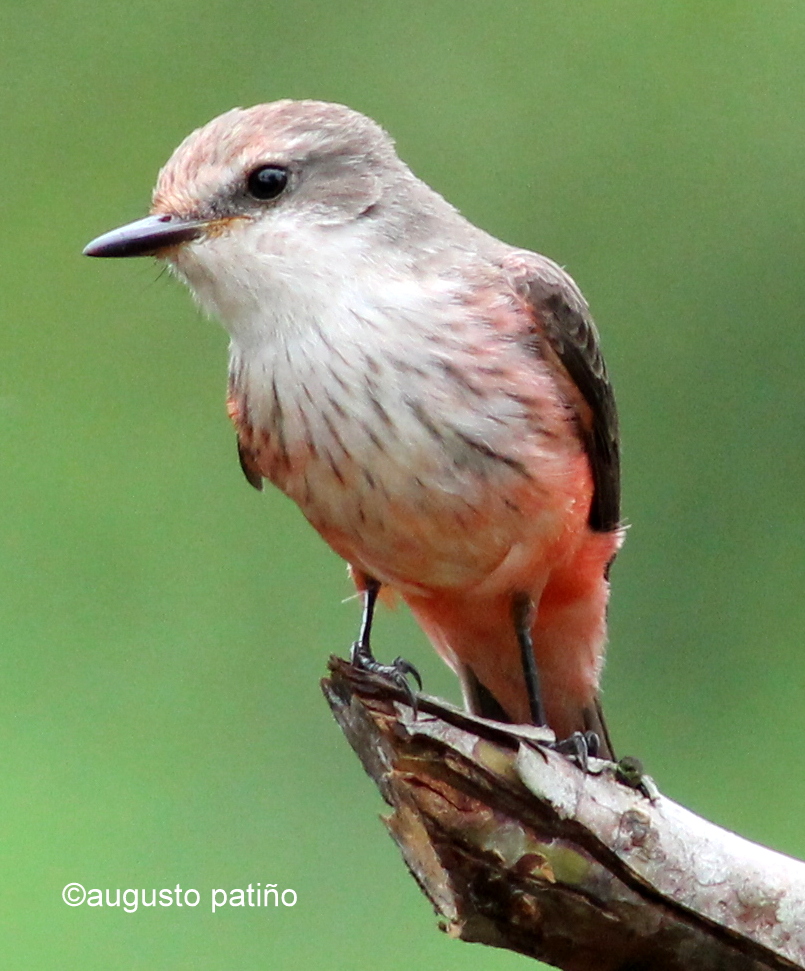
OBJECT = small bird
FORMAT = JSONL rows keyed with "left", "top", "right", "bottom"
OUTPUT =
{"left": 85, "top": 100, "right": 623, "bottom": 758}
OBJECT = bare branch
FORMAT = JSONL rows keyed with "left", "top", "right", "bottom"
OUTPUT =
{"left": 322, "top": 657, "right": 805, "bottom": 971}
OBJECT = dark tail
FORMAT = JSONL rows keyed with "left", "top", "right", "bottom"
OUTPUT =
{"left": 464, "top": 666, "right": 615, "bottom": 760}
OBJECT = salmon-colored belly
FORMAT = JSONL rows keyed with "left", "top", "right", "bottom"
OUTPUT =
{"left": 230, "top": 380, "right": 596, "bottom": 595}
{"left": 280, "top": 445, "right": 594, "bottom": 597}
{"left": 231, "top": 386, "right": 620, "bottom": 742}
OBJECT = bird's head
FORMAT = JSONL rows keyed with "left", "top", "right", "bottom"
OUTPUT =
{"left": 84, "top": 100, "right": 475, "bottom": 339}
{"left": 84, "top": 100, "right": 408, "bottom": 259}
{"left": 85, "top": 100, "right": 445, "bottom": 332}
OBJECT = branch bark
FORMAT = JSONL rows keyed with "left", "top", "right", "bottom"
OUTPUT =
{"left": 322, "top": 657, "right": 805, "bottom": 971}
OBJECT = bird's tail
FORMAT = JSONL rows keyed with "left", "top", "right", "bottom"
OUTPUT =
{"left": 405, "top": 587, "right": 615, "bottom": 760}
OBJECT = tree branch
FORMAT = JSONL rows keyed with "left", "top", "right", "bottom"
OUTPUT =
{"left": 322, "top": 656, "right": 805, "bottom": 970}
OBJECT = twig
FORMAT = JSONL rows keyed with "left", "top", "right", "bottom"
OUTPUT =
{"left": 322, "top": 656, "right": 805, "bottom": 971}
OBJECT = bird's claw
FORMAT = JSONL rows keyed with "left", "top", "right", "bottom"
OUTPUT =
{"left": 349, "top": 643, "right": 422, "bottom": 711}
{"left": 389, "top": 655, "right": 423, "bottom": 691}
{"left": 547, "top": 730, "right": 601, "bottom": 771}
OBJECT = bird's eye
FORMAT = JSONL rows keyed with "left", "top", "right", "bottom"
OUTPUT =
{"left": 246, "top": 165, "right": 289, "bottom": 201}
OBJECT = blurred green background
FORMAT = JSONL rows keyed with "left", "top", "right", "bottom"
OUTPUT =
{"left": 2, "top": 0, "right": 804, "bottom": 967}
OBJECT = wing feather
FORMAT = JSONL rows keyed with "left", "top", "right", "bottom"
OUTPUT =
{"left": 507, "top": 254, "right": 621, "bottom": 533}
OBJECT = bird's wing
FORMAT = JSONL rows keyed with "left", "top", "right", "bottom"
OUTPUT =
{"left": 506, "top": 252, "right": 621, "bottom": 533}
{"left": 237, "top": 438, "right": 264, "bottom": 491}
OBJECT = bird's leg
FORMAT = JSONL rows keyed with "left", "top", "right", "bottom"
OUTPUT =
{"left": 350, "top": 577, "right": 422, "bottom": 706}
{"left": 351, "top": 576, "right": 380, "bottom": 663}
{"left": 512, "top": 592, "right": 599, "bottom": 769}
{"left": 512, "top": 592, "right": 546, "bottom": 726}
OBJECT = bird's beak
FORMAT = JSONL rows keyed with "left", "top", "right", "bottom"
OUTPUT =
{"left": 83, "top": 213, "right": 210, "bottom": 258}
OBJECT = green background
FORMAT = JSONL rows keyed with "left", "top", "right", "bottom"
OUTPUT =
{"left": 2, "top": 1, "right": 804, "bottom": 967}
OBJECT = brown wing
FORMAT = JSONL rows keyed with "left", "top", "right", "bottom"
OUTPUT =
{"left": 237, "top": 438, "right": 264, "bottom": 491}
{"left": 509, "top": 254, "right": 621, "bottom": 533}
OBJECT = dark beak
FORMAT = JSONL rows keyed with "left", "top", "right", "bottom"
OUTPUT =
{"left": 83, "top": 213, "right": 209, "bottom": 258}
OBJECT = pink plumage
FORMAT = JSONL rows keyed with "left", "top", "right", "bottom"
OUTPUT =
{"left": 85, "top": 100, "right": 624, "bottom": 758}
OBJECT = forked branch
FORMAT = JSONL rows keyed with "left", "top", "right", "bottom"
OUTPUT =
{"left": 322, "top": 657, "right": 805, "bottom": 971}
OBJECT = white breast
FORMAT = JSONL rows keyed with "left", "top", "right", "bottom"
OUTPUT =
{"left": 171, "top": 218, "right": 585, "bottom": 590}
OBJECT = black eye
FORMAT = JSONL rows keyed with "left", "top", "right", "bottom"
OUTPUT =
{"left": 246, "top": 165, "right": 289, "bottom": 201}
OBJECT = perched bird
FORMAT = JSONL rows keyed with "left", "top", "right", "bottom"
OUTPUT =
{"left": 84, "top": 100, "right": 623, "bottom": 758}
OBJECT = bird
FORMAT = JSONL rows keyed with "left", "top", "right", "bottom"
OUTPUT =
{"left": 84, "top": 99, "right": 624, "bottom": 759}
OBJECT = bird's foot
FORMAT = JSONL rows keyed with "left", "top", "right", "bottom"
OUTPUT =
{"left": 547, "top": 730, "right": 602, "bottom": 772}
{"left": 349, "top": 641, "right": 423, "bottom": 711}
